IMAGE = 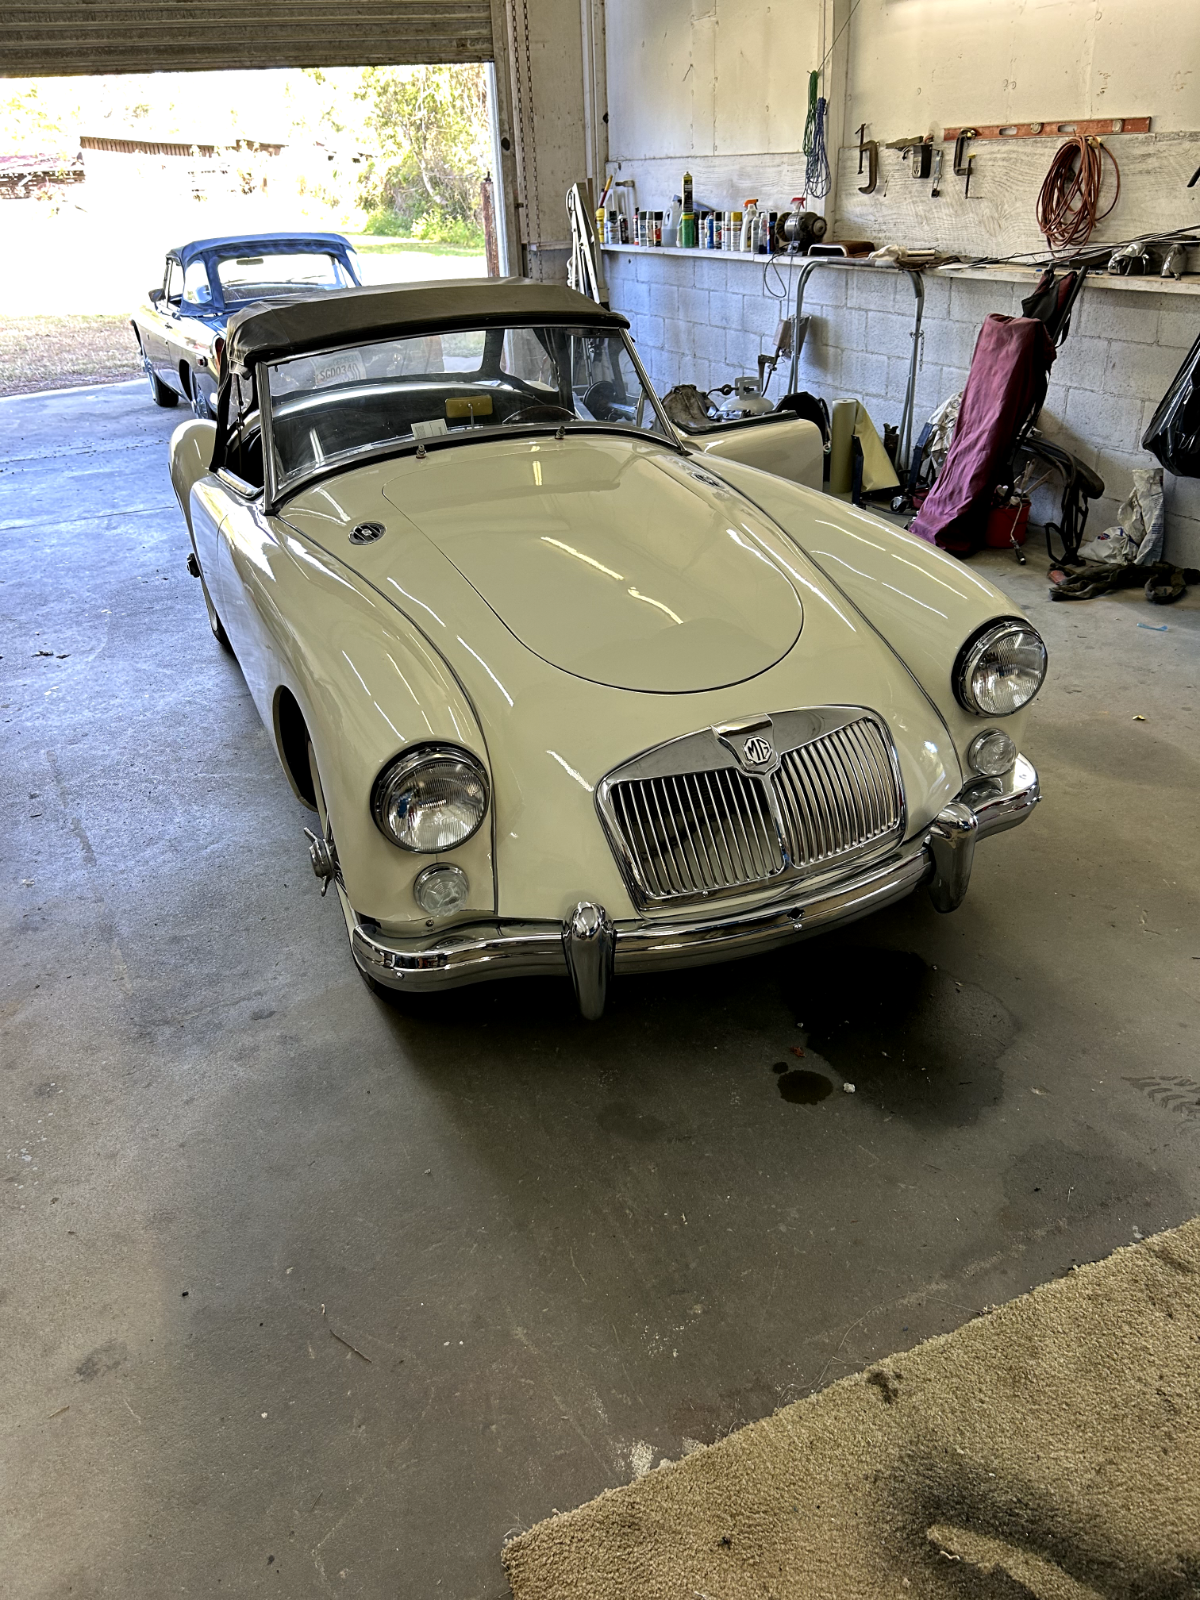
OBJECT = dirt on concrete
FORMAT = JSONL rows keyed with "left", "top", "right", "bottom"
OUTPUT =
{"left": 0, "top": 316, "right": 141, "bottom": 397}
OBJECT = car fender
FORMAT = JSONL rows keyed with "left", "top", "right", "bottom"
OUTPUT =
{"left": 220, "top": 508, "right": 495, "bottom": 927}
{"left": 696, "top": 458, "right": 1038, "bottom": 754}
{"left": 169, "top": 419, "right": 217, "bottom": 540}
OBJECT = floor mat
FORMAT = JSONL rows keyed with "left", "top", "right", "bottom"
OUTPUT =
{"left": 503, "top": 1219, "right": 1200, "bottom": 1599}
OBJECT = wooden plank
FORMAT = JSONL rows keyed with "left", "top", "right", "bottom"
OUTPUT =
{"left": 834, "top": 132, "right": 1200, "bottom": 262}
{"left": 943, "top": 118, "right": 1152, "bottom": 140}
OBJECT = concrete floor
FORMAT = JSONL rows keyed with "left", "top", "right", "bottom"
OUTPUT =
{"left": 3, "top": 380, "right": 1199, "bottom": 1599}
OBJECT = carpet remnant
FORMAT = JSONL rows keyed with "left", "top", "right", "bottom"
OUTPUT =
{"left": 502, "top": 1220, "right": 1200, "bottom": 1599}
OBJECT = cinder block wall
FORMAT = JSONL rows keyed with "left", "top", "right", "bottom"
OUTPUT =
{"left": 606, "top": 250, "right": 1200, "bottom": 565}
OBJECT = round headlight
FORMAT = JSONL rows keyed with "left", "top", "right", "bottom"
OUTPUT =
{"left": 371, "top": 745, "right": 489, "bottom": 852}
{"left": 413, "top": 863, "right": 470, "bottom": 915}
{"left": 967, "top": 728, "right": 1017, "bottom": 777}
{"left": 955, "top": 620, "right": 1047, "bottom": 716}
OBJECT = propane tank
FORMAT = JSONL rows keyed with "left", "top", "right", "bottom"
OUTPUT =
{"left": 715, "top": 376, "right": 775, "bottom": 419}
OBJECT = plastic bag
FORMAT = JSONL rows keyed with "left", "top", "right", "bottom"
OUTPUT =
{"left": 1142, "top": 332, "right": 1200, "bottom": 477}
{"left": 1075, "top": 468, "right": 1164, "bottom": 567}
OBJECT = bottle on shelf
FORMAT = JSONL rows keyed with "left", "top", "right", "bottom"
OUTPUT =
{"left": 739, "top": 199, "right": 759, "bottom": 253}
{"left": 680, "top": 169, "right": 696, "bottom": 248}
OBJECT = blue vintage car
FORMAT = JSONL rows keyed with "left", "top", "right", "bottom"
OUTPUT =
{"left": 130, "top": 231, "right": 362, "bottom": 416}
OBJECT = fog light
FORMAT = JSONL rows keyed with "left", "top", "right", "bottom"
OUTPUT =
{"left": 968, "top": 729, "right": 1017, "bottom": 777}
{"left": 413, "top": 863, "right": 469, "bottom": 916}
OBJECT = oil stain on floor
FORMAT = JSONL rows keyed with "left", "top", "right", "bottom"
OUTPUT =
{"left": 781, "top": 945, "right": 1015, "bottom": 1127}
{"left": 771, "top": 1062, "right": 834, "bottom": 1104}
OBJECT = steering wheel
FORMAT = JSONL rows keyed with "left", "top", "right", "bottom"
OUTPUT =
{"left": 582, "top": 380, "right": 624, "bottom": 421}
{"left": 502, "top": 402, "right": 575, "bottom": 425}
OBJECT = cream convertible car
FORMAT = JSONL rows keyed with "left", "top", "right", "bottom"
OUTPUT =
{"left": 169, "top": 278, "right": 1045, "bottom": 1019}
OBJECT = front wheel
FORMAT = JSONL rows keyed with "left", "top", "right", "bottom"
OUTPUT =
{"left": 142, "top": 347, "right": 178, "bottom": 408}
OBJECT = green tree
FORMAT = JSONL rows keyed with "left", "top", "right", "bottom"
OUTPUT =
{"left": 357, "top": 64, "right": 490, "bottom": 243}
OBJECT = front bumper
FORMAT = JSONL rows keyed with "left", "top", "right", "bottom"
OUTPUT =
{"left": 346, "top": 755, "right": 1039, "bottom": 1015}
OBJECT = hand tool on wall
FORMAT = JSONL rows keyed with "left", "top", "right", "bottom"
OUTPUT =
{"left": 952, "top": 128, "right": 976, "bottom": 177}
{"left": 856, "top": 124, "right": 878, "bottom": 194}
{"left": 930, "top": 146, "right": 943, "bottom": 197}
{"left": 886, "top": 136, "right": 933, "bottom": 178}
{"left": 944, "top": 117, "right": 1149, "bottom": 140}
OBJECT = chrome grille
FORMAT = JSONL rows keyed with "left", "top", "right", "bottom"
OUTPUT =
{"left": 775, "top": 718, "right": 901, "bottom": 869}
{"left": 601, "top": 712, "right": 904, "bottom": 907}
{"left": 611, "top": 768, "right": 783, "bottom": 900}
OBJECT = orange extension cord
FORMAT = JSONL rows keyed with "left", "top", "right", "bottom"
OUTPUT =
{"left": 1035, "top": 134, "right": 1121, "bottom": 251}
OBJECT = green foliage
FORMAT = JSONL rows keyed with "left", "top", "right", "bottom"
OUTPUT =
{"left": 356, "top": 65, "right": 490, "bottom": 239}
{"left": 361, "top": 207, "right": 408, "bottom": 236}
{"left": 0, "top": 84, "right": 75, "bottom": 152}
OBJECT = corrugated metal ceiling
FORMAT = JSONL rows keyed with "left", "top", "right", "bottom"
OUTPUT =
{"left": 2, "top": 2, "right": 494, "bottom": 75}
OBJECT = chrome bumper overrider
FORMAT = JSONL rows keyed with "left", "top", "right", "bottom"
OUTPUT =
{"left": 347, "top": 755, "right": 1039, "bottom": 1017}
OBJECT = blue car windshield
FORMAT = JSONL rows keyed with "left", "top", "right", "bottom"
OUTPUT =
{"left": 265, "top": 323, "right": 670, "bottom": 497}
{"left": 217, "top": 251, "right": 357, "bottom": 304}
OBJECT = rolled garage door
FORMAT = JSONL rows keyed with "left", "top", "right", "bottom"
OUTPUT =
{"left": 1, "top": 1, "right": 494, "bottom": 75}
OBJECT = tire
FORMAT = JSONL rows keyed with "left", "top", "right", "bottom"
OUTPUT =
{"left": 142, "top": 347, "right": 179, "bottom": 408}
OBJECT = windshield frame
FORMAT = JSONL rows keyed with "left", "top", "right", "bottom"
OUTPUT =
{"left": 257, "top": 322, "right": 683, "bottom": 511}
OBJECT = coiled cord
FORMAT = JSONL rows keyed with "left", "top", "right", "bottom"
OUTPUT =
{"left": 802, "top": 70, "right": 819, "bottom": 157}
{"left": 805, "top": 89, "right": 831, "bottom": 200}
{"left": 1036, "top": 135, "right": 1120, "bottom": 251}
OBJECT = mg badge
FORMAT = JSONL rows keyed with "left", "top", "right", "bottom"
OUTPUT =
{"left": 742, "top": 734, "right": 774, "bottom": 766}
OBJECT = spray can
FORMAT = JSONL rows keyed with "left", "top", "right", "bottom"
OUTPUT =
{"left": 727, "top": 210, "right": 741, "bottom": 252}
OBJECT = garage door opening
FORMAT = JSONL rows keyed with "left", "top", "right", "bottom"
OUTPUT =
{"left": 0, "top": 63, "right": 505, "bottom": 396}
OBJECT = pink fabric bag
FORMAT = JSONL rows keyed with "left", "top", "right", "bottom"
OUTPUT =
{"left": 911, "top": 314, "right": 1056, "bottom": 553}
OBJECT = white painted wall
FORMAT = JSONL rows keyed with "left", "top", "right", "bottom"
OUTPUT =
{"left": 604, "top": 0, "right": 823, "bottom": 220}
{"left": 604, "top": 0, "right": 1200, "bottom": 248}
{"left": 847, "top": 0, "right": 1200, "bottom": 138}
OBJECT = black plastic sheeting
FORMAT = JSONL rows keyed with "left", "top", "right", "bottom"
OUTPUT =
{"left": 1143, "top": 332, "right": 1200, "bottom": 479}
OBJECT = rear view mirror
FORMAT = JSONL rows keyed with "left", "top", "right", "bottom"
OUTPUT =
{"left": 149, "top": 287, "right": 164, "bottom": 304}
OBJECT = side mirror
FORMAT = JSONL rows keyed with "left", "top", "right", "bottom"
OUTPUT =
{"left": 149, "top": 287, "right": 164, "bottom": 305}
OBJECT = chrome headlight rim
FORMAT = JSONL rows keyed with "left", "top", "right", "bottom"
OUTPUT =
{"left": 371, "top": 743, "right": 490, "bottom": 853}
{"left": 954, "top": 618, "right": 1048, "bottom": 717}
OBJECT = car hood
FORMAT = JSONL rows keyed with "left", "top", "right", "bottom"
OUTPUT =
{"left": 275, "top": 437, "right": 967, "bottom": 918}
{"left": 360, "top": 437, "right": 804, "bottom": 692}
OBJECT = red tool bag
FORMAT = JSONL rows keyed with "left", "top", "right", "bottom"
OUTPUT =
{"left": 911, "top": 314, "right": 1056, "bottom": 554}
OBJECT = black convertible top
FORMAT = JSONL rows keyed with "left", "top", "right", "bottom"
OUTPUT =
{"left": 223, "top": 276, "right": 628, "bottom": 370}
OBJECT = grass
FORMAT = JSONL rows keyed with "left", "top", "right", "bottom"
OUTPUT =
{"left": 346, "top": 233, "right": 484, "bottom": 258}
{"left": 0, "top": 315, "right": 141, "bottom": 396}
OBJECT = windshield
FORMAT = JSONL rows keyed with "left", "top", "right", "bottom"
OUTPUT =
{"left": 217, "top": 251, "right": 357, "bottom": 304}
{"left": 264, "top": 323, "right": 671, "bottom": 497}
